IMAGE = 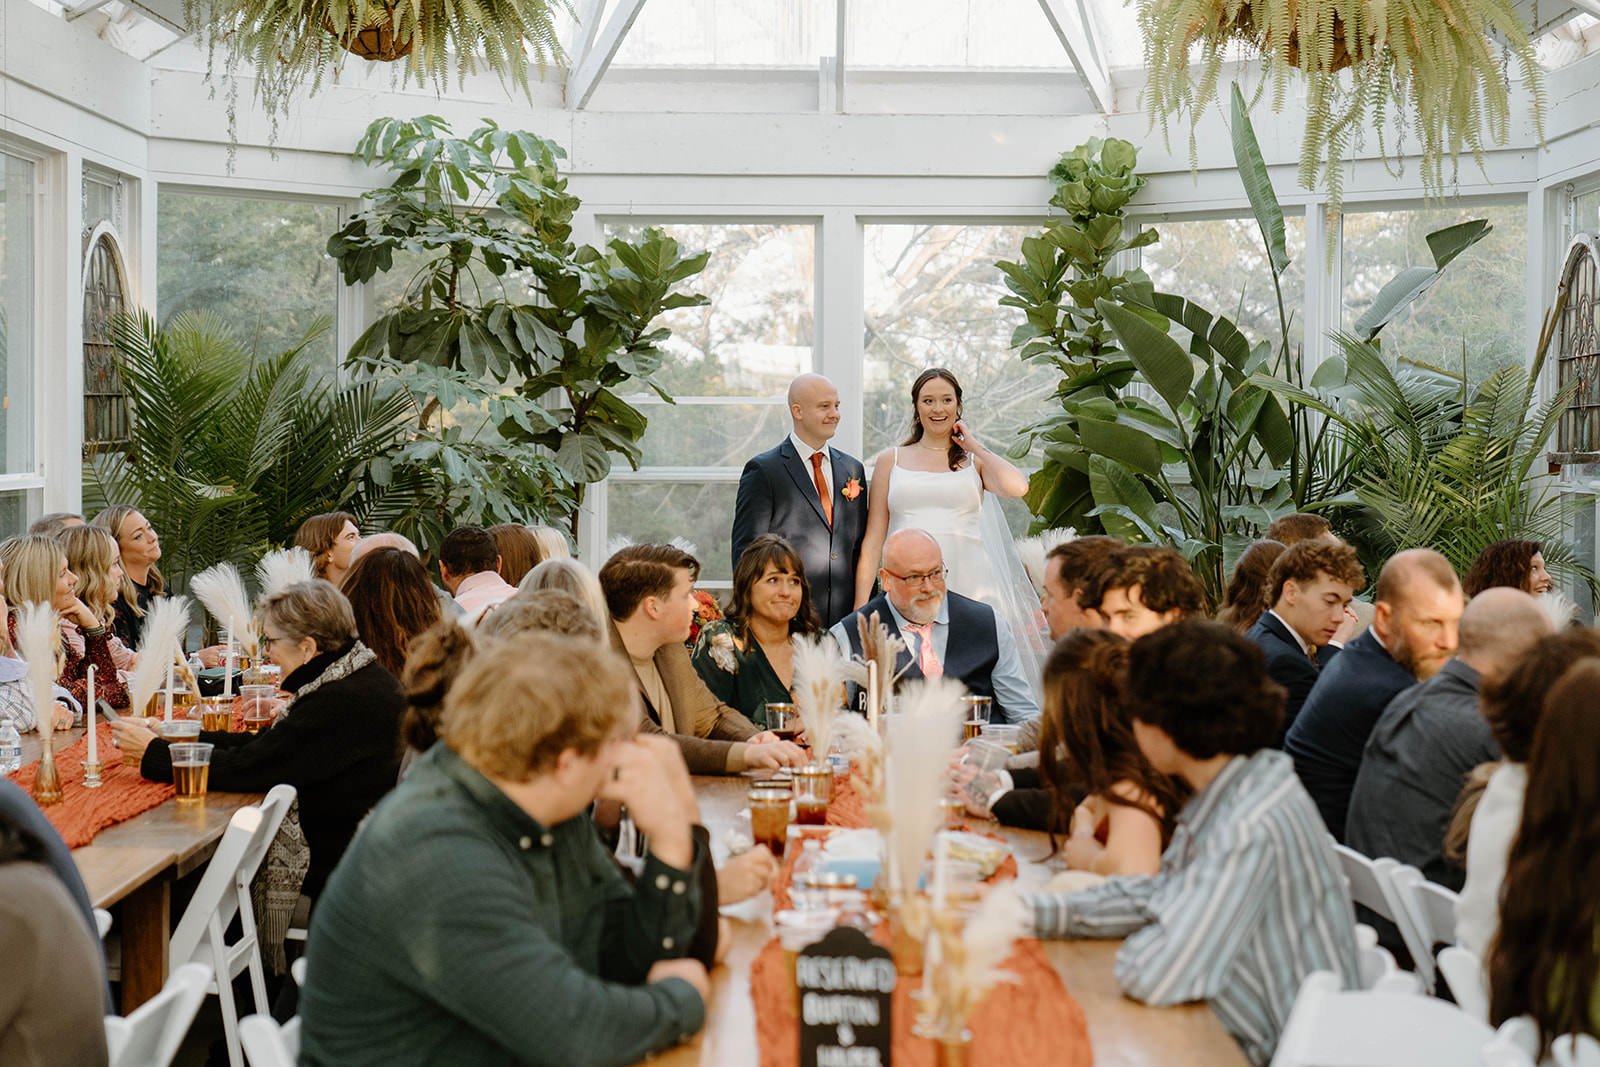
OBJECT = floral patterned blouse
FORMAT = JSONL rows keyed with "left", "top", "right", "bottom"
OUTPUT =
{"left": 689, "top": 619, "right": 792, "bottom": 729}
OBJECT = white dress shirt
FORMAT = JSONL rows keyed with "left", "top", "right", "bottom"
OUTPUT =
{"left": 789, "top": 432, "right": 833, "bottom": 496}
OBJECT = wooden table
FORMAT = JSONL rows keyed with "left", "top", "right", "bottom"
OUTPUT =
{"left": 656, "top": 775, "right": 1249, "bottom": 1067}
{"left": 19, "top": 727, "right": 263, "bottom": 1010}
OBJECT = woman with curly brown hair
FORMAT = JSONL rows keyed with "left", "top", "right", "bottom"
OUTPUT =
{"left": 1464, "top": 538, "right": 1553, "bottom": 597}
{"left": 1488, "top": 658, "right": 1600, "bottom": 1055}
{"left": 1037, "top": 629, "right": 1188, "bottom": 877}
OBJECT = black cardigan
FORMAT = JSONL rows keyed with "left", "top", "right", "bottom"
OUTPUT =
{"left": 141, "top": 644, "right": 405, "bottom": 897}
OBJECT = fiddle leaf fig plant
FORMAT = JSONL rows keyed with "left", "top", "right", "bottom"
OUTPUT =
{"left": 329, "top": 116, "right": 710, "bottom": 544}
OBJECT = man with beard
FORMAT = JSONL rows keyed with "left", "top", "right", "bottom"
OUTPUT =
{"left": 1285, "top": 548, "right": 1464, "bottom": 841}
{"left": 831, "top": 528, "right": 1039, "bottom": 724}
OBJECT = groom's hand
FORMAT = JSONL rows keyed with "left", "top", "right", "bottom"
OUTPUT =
{"left": 745, "top": 740, "right": 806, "bottom": 769}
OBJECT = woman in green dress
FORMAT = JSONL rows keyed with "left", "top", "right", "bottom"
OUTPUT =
{"left": 692, "top": 535, "right": 821, "bottom": 728}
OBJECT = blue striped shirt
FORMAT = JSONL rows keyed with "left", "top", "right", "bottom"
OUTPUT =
{"left": 1028, "top": 749, "right": 1359, "bottom": 1066}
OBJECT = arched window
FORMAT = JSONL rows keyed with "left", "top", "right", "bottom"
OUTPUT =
{"left": 82, "top": 224, "right": 132, "bottom": 457}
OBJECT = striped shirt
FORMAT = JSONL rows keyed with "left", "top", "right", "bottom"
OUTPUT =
{"left": 1029, "top": 749, "right": 1359, "bottom": 1066}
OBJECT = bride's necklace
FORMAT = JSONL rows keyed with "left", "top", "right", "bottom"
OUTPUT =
{"left": 916, "top": 441, "right": 948, "bottom": 451}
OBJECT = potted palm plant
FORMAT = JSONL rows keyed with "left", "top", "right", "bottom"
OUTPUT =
{"left": 1137, "top": 0, "right": 1546, "bottom": 207}
{"left": 182, "top": 0, "right": 571, "bottom": 146}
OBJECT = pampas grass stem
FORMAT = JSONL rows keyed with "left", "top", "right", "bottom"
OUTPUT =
{"left": 14, "top": 604, "right": 59, "bottom": 740}
{"left": 129, "top": 597, "right": 191, "bottom": 717}
{"left": 256, "top": 548, "right": 314, "bottom": 601}
{"left": 190, "top": 562, "right": 258, "bottom": 655}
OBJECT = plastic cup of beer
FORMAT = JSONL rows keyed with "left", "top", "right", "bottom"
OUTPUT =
{"left": 237, "top": 684, "right": 278, "bottom": 734}
{"left": 793, "top": 764, "right": 833, "bottom": 826}
{"left": 170, "top": 742, "right": 214, "bottom": 801}
{"left": 962, "top": 738, "right": 1011, "bottom": 773}
{"left": 979, "top": 722, "right": 1021, "bottom": 754}
{"left": 157, "top": 719, "right": 201, "bottom": 741}
{"left": 749, "top": 781, "right": 793, "bottom": 858}
{"left": 961, "top": 694, "right": 993, "bottom": 741}
{"left": 198, "top": 695, "right": 233, "bottom": 733}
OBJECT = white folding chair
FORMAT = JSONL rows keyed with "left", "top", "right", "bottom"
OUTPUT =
{"left": 1385, "top": 863, "right": 1461, "bottom": 994}
{"left": 1440, "top": 945, "right": 1489, "bottom": 1023}
{"left": 1271, "top": 970, "right": 1493, "bottom": 1067}
{"left": 1481, "top": 1016, "right": 1600, "bottom": 1067}
{"left": 239, "top": 1014, "right": 301, "bottom": 1067}
{"left": 1354, "top": 923, "right": 1420, "bottom": 992}
{"left": 1333, "top": 842, "right": 1401, "bottom": 924}
{"left": 103, "top": 962, "right": 212, "bottom": 1067}
{"left": 290, "top": 956, "right": 307, "bottom": 988}
{"left": 169, "top": 784, "right": 297, "bottom": 1067}
{"left": 95, "top": 907, "right": 113, "bottom": 939}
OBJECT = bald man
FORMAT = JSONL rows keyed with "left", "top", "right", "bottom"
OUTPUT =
{"left": 732, "top": 373, "right": 868, "bottom": 627}
{"left": 1345, "top": 586, "right": 1550, "bottom": 888}
{"left": 828, "top": 529, "right": 1039, "bottom": 724}
{"left": 1286, "top": 548, "right": 1465, "bottom": 840}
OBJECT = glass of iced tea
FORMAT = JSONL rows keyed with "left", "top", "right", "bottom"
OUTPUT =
{"left": 765, "top": 702, "right": 803, "bottom": 742}
{"left": 793, "top": 764, "right": 833, "bottom": 826}
{"left": 749, "top": 781, "right": 793, "bottom": 858}
{"left": 170, "top": 742, "right": 214, "bottom": 802}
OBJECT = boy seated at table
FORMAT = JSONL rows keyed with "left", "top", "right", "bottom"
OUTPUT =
{"left": 298, "top": 634, "right": 711, "bottom": 1067}
{"left": 1027, "top": 620, "right": 1360, "bottom": 1067}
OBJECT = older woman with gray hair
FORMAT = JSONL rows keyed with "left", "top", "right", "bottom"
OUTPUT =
{"left": 112, "top": 580, "right": 405, "bottom": 898}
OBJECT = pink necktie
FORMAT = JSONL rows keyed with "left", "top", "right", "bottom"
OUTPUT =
{"left": 904, "top": 622, "right": 943, "bottom": 679}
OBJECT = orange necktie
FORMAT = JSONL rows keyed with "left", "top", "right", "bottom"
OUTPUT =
{"left": 810, "top": 452, "right": 833, "bottom": 527}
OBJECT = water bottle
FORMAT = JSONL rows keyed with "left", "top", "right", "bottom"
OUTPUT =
{"left": 791, "top": 839, "right": 824, "bottom": 911}
{"left": 0, "top": 719, "right": 21, "bottom": 774}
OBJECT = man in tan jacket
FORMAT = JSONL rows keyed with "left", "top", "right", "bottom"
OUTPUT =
{"left": 601, "top": 544, "right": 806, "bottom": 775}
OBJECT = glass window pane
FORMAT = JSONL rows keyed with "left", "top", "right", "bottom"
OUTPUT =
{"left": 603, "top": 221, "right": 815, "bottom": 397}
{"left": 609, "top": 480, "right": 738, "bottom": 582}
{"left": 1139, "top": 215, "right": 1306, "bottom": 359}
{"left": 0, "top": 490, "right": 26, "bottom": 538}
{"left": 636, "top": 401, "right": 792, "bottom": 466}
{"left": 1342, "top": 202, "right": 1527, "bottom": 384}
{"left": 0, "top": 153, "right": 35, "bottom": 476}
{"left": 616, "top": 0, "right": 834, "bottom": 66}
{"left": 83, "top": 176, "right": 121, "bottom": 236}
{"left": 1576, "top": 188, "right": 1600, "bottom": 235}
{"left": 848, "top": 0, "right": 1066, "bottom": 67}
{"left": 862, "top": 223, "right": 1056, "bottom": 460}
{"left": 157, "top": 190, "right": 339, "bottom": 365}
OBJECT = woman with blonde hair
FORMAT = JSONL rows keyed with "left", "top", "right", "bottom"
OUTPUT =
{"left": 0, "top": 555, "right": 74, "bottom": 732}
{"left": 1, "top": 535, "right": 128, "bottom": 710}
{"left": 527, "top": 525, "right": 571, "bottom": 561}
{"left": 58, "top": 525, "right": 135, "bottom": 671}
{"left": 91, "top": 505, "right": 163, "bottom": 647}
{"left": 519, "top": 557, "right": 608, "bottom": 633}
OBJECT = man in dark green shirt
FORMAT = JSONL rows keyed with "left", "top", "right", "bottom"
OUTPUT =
{"left": 300, "top": 635, "right": 710, "bottom": 1066}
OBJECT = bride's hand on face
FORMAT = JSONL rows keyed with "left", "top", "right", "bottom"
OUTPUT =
{"left": 950, "top": 420, "right": 982, "bottom": 455}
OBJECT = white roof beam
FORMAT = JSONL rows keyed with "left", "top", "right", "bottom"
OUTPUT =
{"left": 62, "top": 0, "right": 116, "bottom": 19}
{"left": 574, "top": 0, "right": 608, "bottom": 74}
{"left": 119, "top": 0, "right": 189, "bottom": 33}
{"left": 835, "top": 0, "right": 847, "bottom": 112}
{"left": 1035, "top": 0, "right": 1111, "bottom": 114}
{"left": 567, "top": 0, "right": 650, "bottom": 110}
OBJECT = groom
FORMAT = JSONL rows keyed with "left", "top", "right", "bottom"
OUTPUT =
{"left": 732, "top": 373, "right": 868, "bottom": 628}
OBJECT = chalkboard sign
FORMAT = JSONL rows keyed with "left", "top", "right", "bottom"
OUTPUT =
{"left": 796, "top": 925, "right": 895, "bottom": 1067}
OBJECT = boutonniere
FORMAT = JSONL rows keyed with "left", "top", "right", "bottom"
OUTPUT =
{"left": 842, "top": 477, "right": 863, "bottom": 501}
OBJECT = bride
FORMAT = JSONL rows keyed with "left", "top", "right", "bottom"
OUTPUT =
{"left": 854, "top": 368, "right": 1033, "bottom": 611}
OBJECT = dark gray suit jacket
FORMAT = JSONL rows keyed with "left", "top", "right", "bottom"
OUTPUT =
{"left": 731, "top": 438, "right": 868, "bottom": 628}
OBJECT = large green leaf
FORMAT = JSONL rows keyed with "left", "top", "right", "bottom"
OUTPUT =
{"left": 1096, "top": 298, "right": 1194, "bottom": 415}
{"left": 1075, "top": 417, "right": 1165, "bottom": 477}
{"left": 1087, "top": 454, "right": 1161, "bottom": 542}
{"left": 1230, "top": 84, "right": 1289, "bottom": 275}
{"left": 1352, "top": 220, "right": 1491, "bottom": 341}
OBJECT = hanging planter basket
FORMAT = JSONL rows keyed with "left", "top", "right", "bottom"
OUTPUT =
{"left": 326, "top": 4, "right": 413, "bottom": 62}
{"left": 1136, "top": 0, "right": 1546, "bottom": 208}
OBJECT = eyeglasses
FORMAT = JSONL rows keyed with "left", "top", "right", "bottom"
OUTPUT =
{"left": 881, "top": 566, "right": 948, "bottom": 587}
{"left": 260, "top": 634, "right": 290, "bottom": 649}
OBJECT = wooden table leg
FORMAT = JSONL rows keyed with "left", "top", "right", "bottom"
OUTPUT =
{"left": 119, "top": 874, "right": 171, "bottom": 1012}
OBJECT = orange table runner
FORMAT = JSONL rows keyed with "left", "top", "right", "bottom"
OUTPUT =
{"left": 5, "top": 723, "right": 176, "bottom": 847}
{"left": 752, "top": 772, "right": 1091, "bottom": 1066}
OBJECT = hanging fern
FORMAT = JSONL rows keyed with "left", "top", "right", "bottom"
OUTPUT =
{"left": 182, "top": 0, "right": 571, "bottom": 155}
{"left": 1137, "top": 0, "right": 1546, "bottom": 207}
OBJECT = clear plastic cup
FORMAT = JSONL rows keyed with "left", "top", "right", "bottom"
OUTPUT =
{"left": 237, "top": 684, "right": 279, "bottom": 734}
{"left": 158, "top": 719, "right": 202, "bottom": 741}
{"left": 979, "top": 723, "right": 1021, "bottom": 754}
{"left": 170, "top": 741, "right": 214, "bottom": 801}
{"left": 962, "top": 738, "right": 1012, "bottom": 773}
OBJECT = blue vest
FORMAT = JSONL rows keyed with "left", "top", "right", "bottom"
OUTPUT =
{"left": 839, "top": 591, "right": 1001, "bottom": 714}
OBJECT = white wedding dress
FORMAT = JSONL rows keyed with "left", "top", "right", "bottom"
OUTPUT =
{"left": 885, "top": 450, "right": 998, "bottom": 601}
{"left": 884, "top": 448, "right": 1048, "bottom": 697}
